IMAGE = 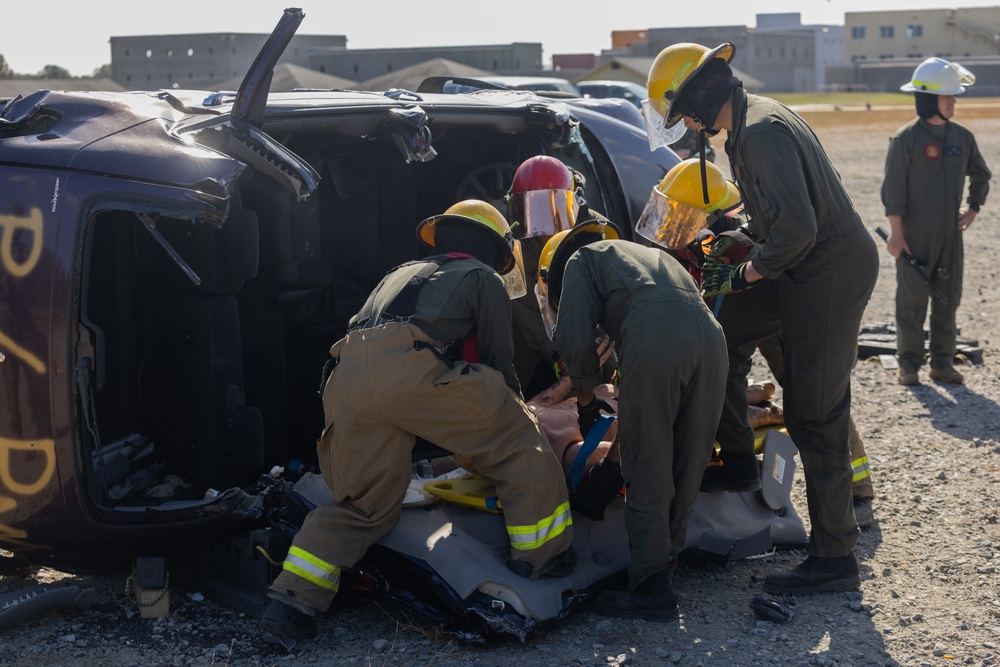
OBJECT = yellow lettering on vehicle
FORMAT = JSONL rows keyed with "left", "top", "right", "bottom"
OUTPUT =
{"left": 0, "top": 330, "right": 46, "bottom": 374}
{"left": 0, "top": 437, "right": 56, "bottom": 495}
{"left": 0, "top": 208, "right": 44, "bottom": 277}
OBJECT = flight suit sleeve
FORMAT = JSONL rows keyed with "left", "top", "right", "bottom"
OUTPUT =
{"left": 966, "top": 135, "right": 991, "bottom": 208}
{"left": 552, "top": 255, "right": 604, "bottom": 391}
{"left": 741, "top": 128, "right": 818, "bottom": 278}
{"left": 474, "top": 270, "right": 523, "bottom": 396}
{"left": 881, "top": 132, "right": 911, "bottom": 217}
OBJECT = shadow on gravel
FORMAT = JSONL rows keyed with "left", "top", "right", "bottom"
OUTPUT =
{"left": 906, "top": 380, "right": 1000, "bottom": 442}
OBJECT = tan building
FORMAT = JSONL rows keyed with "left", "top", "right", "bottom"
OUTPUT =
{"left": 845, "top": 7, "right": 1000, "bottom": 63}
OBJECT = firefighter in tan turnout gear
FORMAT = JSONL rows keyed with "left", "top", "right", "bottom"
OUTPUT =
{"left": 260, "top": 200, "right": 574, "bottom": 649}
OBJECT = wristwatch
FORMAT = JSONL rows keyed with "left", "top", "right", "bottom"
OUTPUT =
{"left": 969, "top": 202, "right": 981, "bottom": 213}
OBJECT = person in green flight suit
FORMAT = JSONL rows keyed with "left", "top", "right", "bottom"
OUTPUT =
{"left": 643, "top": 41, "right": 879, "bottom": 595}
{"left": 538, "top": 221, "right": 727, "bottom": 620}
{"left": 259, "top": 200, "right": 574, "bottom": 649}
{"left": 881, "top": 57, "right": 991, "bottom": 386}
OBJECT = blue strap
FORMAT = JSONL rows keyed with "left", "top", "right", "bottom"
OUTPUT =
{"left": 567, "top": 413, "right": 616, "bottom": 490}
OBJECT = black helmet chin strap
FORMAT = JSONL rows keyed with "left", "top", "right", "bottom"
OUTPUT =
{"left": 699, "top": 129, "right": 710, "bottom": 205}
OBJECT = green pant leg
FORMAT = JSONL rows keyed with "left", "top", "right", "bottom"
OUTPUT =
{"left": 780, "top": 226, "right": 876, "bottom": 557}
{"left": 895, "top": 260, "right": 930, "bottom": 369}
{"left": 928, "top": 235, "right": 964, "bottom": 369}
{"left": 617, "top": 306, "right": 726, "bottom": 587}
{"left": 713, "top": 284, "right": 782, "bottom": 454}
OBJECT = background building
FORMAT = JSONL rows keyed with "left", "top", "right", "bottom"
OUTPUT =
{"left": 607, "top": 14, "right": 842, "bottom": 92}
{"left": 110, "top": 33, "right": 346, "bottom": 90}
{"left": 307, "top": 44, "right": 543, "bottom": 81}
{"left": 844, "top": 7, "right": 1000, "bottom": 63}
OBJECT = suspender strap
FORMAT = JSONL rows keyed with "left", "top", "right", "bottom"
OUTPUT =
{"left": 352, "top": 253, "right": 472, "bottom": 329}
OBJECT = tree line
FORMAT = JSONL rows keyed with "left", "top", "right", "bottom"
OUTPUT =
{"left": 0, "top": 54, "right": 111, "bottom": 79}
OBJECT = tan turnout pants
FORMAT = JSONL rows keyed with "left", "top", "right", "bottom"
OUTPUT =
{"left": 270, "top": 322, "right": 573, "bottom": 613}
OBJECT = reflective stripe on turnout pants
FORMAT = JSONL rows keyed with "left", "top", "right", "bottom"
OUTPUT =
{"left": 270, "top": 322, "right": 572, "bottom": 612}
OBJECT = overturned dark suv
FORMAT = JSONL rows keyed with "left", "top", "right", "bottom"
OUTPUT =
{"left": 0, "top": 10, "right": 678, "bottom": 569}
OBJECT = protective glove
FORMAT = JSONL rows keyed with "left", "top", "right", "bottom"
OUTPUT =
{"left": 701, "top": 257, "right": 754, "bottom": 298}
{"left": 577, "top": 397, "right": 615, "bottom": 439}
{"left": 708, "top": 228, "right": 756, "bottom": 265}
{"left": 570, "top": 457, "right": 624, "bottom": 521}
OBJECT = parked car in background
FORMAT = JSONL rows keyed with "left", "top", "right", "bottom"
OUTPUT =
{"left": 577, "top": 80, "right": 647, "bottom": 108}
{"left": 476, "top": 75, "right": 581, "bottom": 96}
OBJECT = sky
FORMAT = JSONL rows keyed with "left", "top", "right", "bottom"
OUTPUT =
{"left": 3, "top": 0, "right": 999, "bottom": 77}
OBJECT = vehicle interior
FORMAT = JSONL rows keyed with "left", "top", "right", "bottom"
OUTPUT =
{"left": 76, "top": 104, "right": 632, "bottom": 516}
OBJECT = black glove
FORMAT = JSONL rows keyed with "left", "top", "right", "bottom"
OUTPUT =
{"left": 701, "top": 258, "right": 754, "bottom": 298}
{"left": 570, "top": 457, "right": 623, "bottom": 521}
{"left": 577, "top": 397, "right": 615, "bottom": 439}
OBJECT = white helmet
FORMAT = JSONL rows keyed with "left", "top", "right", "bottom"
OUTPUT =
{"left": 901, "top": 57, "right": 975, "bottom": 95}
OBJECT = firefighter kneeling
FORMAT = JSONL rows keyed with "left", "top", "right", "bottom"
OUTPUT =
{"left": 260, "top": 200, "right": 575, "bottom": 649}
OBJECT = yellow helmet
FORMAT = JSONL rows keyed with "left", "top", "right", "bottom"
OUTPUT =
{"left": 635, "top": 159, "right": 741, "bottom": 249}
{"left": 537, "top": 220, "right": 621, "bottom": 310}
{"left": 416, "top": 199, "right": 517, "bottom": 274}
{"left": 643, "top": 42, "right": 735, "bottom": 149}
{"left": 657, "top": 159, "right": 741, "bottom": 212}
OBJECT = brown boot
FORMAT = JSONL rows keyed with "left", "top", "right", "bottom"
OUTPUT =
{"left": 929, "top": 365, "right": 964, "bottom": 384}
{"left": 897, "top": 366, "right": 920, "bottom": 386}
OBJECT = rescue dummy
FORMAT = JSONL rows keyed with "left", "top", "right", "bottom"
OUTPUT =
{"left": 644, "top": 41, "right": 878, "bottom": 595}
{"left": 538, "top": 221, "right": 727, "bottom": 620}
{"left": 260, "top": 200, "right": 574, "bottom": 649}
{"left": 881, "top": 57, "right": 991, "bottom": 386}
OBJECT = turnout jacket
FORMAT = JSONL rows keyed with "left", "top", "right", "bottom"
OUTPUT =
{"left": 725, "top": 88, "right": 865, "bottom": 279}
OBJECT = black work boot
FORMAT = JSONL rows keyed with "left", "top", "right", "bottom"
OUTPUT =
{"left": 507, "top": 546, "right": 576, "bottom": 579}
{"left": 763, "top": 552, "right": 861, "bottom": 595}
{"left": 594, "top": 567, "right": 679, "bottom": 621}
{"left": 570, "top": 457, "right": 624, "bottom": 521}
{"left": 260, "top": 598, "right": 318, "bottom": 650}
{"left": 700, "top": 450, "right": 761, "bottom": 493}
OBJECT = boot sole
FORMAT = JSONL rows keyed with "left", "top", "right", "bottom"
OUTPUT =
{"left": 594, "top": 605, "right": 680, "bottom": 621}
{"left": 762, "top": 574, "right": 861, "bottom": 595}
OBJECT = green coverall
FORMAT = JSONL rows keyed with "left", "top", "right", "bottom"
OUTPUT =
{"left": 552, "top": 240, "right": 727, "bottom": 587}
{"left": 717, "top": 88, "right": 879, "bottom": 557}
{"left": 880, "top": 118, "right": 991, "bottom": 371}
{"left": 270, "top": 257, "right": 573, "bottom": 614}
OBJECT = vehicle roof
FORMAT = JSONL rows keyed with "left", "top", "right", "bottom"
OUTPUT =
{"left": 0, "top": 85, "right": 643, "bottom": 189}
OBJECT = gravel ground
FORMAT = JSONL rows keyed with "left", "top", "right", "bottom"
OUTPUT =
{"left": 2, "top": 105, "right": 999, "bottom": 667}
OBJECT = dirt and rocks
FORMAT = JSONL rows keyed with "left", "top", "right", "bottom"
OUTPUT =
{"left": 2, "top": 105, "right": 999, "bottom": 667}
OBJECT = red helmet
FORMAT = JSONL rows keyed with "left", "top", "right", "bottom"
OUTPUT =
{"left": 506, "top": 156, "right": 580, "bottom": 239}
{"left": 510, "top": 155, "right": 575, "bottom": 195}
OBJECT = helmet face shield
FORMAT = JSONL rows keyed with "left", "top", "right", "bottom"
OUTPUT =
{"left": 501, "top": 240, "right": 528, "bottom": 299}
{"left": 509, "top": 189, "right": 580, "bottom": 238}
{"left": 642, "top": 98, "right": 688, "bottom": 151}
{"left": 534, "top": 282, "right": 559, "bottom": 341}
{"left": 635, "top": 188, "right": 710, "bottom": 249}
